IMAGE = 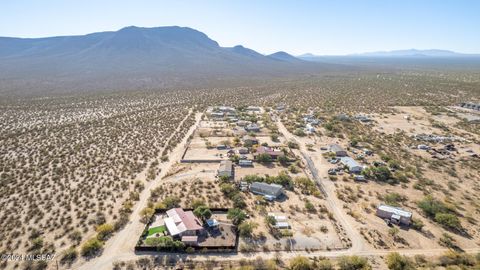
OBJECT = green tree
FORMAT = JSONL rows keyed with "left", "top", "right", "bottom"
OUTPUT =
{"left": 265, "top": 215, "right": 276, "bottom": 226}
{"left": 60, "top": 247, "right": 78, "bottom": 265}
{"left": 385, "top": 252, "right": 415, "bottom": 270}
{"left": 288, "top": 141, "right": 299, "bottom": 149}
{"left": 140, "top": 207, "right": 155, "bottom": 223}
{"left": 338, "top": 256, "right": 372, "bottom": 270}
{"left": 193, "top": 205, "right": 212, "bottom": 221}
{"left": 370, "top": 166, "right": 392, "bottom": 182}
{"left": 350, "top": 139, "right": 358, "bottom": 147}
{"left": 417, "top": 195, "right": 450, "bottom": 218}
{"left": 227, "top": 208, "right": 247, "bottom": 225}
{"left": 289, "top": 256, "right": 313, "bottom": 270}
{"left": 256, "top": 153, "right": 272, "bottom": 163}
{"left": 232, "top": 193, "right": 247, "bottom": 208}
{"left": 435, "top": 213, "right": 461, "bottom": 230}
{"left": 162, "top": 196, "right": 181, "bottom": 209}
{"left": 316, "top": 259, "right": 334, "bottom": 270}
{"left": 80, "top": 238, "right": 103, "bottom": 257}
{"left": 220, "top": 183, "right": 237, "bottom": 198}
{"left": 238, "top": 222, "right": 257, "bottom": 237}
{"left": 191, "top": 199, "right": 206, "bottom": 209}
{"left": 305, "top": 200, "right": 316, "bottom": 212}
{"left": 278, "top": 155, "right": 289, "bottom": 166}
{"left": 96, "top": 223, "right": 114, "bottom": 240}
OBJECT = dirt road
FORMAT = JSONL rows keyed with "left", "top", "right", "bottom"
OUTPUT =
{"left": 74, "top": 111, "right": 202, "bottom": 270}
{"left": 275, "top": 120, "right": 366, "bottom": 253}
{"left": 73, "top": 114, "right": 479, "bottom": 270}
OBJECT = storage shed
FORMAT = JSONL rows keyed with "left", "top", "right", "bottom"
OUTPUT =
{"left": 329, "top": 144, "right": 347, "bottom": 157}
{"left": 250, "top": 182, "right": 284, "bottom": 199}
{"left": 218, "top": 160, "right": 233, "bottom": 178}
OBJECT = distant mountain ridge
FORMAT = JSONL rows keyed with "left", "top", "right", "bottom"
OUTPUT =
{"left": 0, "top": 26, "right": 346, "bottom": 95}
{"left": 298, "top": 49, "right": 479, "bottom": 60}
{"left": 352, "top": 49, "right": 475, "bottom": 57}
{"left": 267, "top": 51, "right": 305, "bottom": 63}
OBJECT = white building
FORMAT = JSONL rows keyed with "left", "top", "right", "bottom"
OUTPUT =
{"left": 376, "top": 205, "right": 412, "bottom": 226}
{"left": 340, "top": 157, "right": 363, "bottom": 174}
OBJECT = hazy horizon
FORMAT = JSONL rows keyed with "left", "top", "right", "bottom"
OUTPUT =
{"left": 1, "top": 0, "right": 479, "bottom": 55}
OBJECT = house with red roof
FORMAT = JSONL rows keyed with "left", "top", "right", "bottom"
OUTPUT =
{"left": 254, "top": 146, "right": 285, "bottom": 160}
{"left": 164, "top": 208, "right": 204, "bottom": 243}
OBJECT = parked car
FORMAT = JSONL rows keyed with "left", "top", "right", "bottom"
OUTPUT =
{"left": 329, "top": 158, "right": 340, "bottom": 164}
{"left": 354, "top": 175, "right": 367, "bottom": 182}
{"left": 328, "top": 168, "right": 337, "bottom": 175}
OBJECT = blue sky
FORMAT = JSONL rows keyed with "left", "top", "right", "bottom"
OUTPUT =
{"left": 1, "top": 0, "right": 479, "bottom": 55}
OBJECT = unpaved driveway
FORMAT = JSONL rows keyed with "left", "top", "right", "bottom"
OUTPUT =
{"left": 275, "top": 120, "right": 366, "bottom": 253}
{"left": 74, "top": 112, "right": 202, "bottom": 270}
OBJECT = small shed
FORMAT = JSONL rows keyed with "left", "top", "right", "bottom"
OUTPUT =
{"left": 239, "top": 159, "right": 253, "bottom": 167}
{"left": 329, "top": 144, "right": 347, "bottom": 157}
{"left": 218, "top": 160, "right": 233, "bottom": 178}
{"left": 206, "top": 219, "right": 219, "bottom": 228}
{"left": 181, "top": 236, "right": 198, "bottom": 246}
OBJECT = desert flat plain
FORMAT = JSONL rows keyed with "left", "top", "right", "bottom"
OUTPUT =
{"left": 0, "top": 26, "right": 480, "bottom": 270}
{"left": 1, "top": 69, "right": 480, "bottom": 270}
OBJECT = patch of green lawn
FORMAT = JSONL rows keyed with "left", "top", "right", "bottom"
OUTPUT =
{"left": 147, "top": 225, "right": 166, "bottom": 236}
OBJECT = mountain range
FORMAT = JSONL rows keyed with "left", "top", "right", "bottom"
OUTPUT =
{"left": 0, "top": 26, "right": 347, "bottom": 95}
{"left": 299, "top": 49, "right": 479, "bottom": 60}
{"left": 1, "top": 26, "right": 477, "bottom": 95}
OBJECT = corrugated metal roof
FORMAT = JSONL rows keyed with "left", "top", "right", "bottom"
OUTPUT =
{"left": 181, "top": 236, "right": 198, "bottom": 242}
{"left": 329, "top": 144, "right": 345, "bottom": 153}
{"left": 250, "top": 182, "right": 283, "bottom": 196}
{"left": 378, "top": 204, "right": 412, "bottom": 218}
{"left": 340, "top": 157, "right": 361, "bottom": 169}
{"left": 164, "top": 217, "right": 182, "bottom": 236}
{"left": 219, "top": 160, "right": 233, "bottom": 172}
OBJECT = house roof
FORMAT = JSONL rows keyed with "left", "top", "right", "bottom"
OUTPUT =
{"left": 255, "top": 146, "right": 284, "bottom": 156}
{"left": 274, "top": 222, "right": 290, "bottom": 228}
{"left": 340, "top": 157, "right": 361, "bottom": 169}
{"left": 250, "top": 182, "right": 283, "bottom": 196}
{"left": 219, "top": 160, "right": 233, "bottom": 172}
{"left": 166, "top": 208, "right": 203, "bottom": 234}
{"left": 329, "top": 144, "right": 346, "bottom": 153}
{"left": 239, "top": 159, "right": 252, "bottom": 164}
{"left": 164, "top": 217, "right": 184, "bottom": 236}
{"left": 181, "top": 236, "right": 198, "bottom": 242}
{"left": 378, "top": 204, "right": 412, "bottom": 218}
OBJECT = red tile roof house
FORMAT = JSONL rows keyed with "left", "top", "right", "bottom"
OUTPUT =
{"left": 254, "top": 146, "right": 285, "bottom": 160}
{"left": 164, "top": 208, "right": 204, "bottom": 244}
